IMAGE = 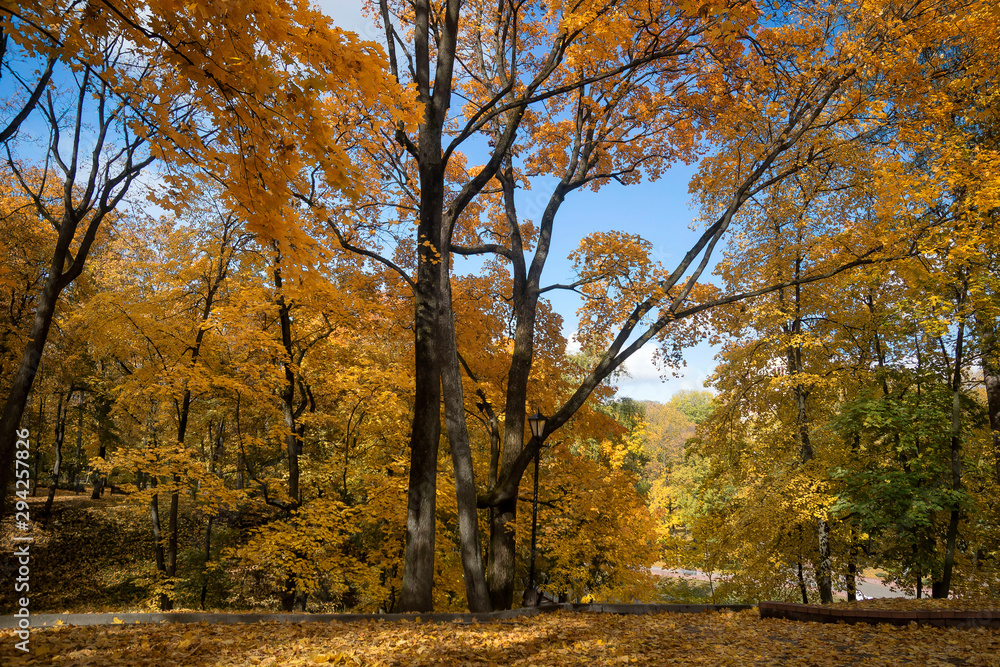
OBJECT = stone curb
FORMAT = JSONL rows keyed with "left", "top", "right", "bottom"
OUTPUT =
{"left": 758, "top": 601, "right": 1000, "bottom": 628}
{"left": 0, "top": 603, "right": 752, "bottom": 629}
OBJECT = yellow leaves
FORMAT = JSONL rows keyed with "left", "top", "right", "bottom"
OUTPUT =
{"left": 5, "top": 609, "right": 997, "bottom": 666}
{"left": 419, "top": 239, "right": 443, "bottom": 264}
{"left": 226, "top": 498, "right": 388, "bottom": 609}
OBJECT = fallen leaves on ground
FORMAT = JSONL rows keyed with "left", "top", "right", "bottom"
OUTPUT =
{"left": 827, "top": 598, "right": 1000, "bottom": 611}
{"left": 3, "top": 609, "right": 999, "bottom": 666}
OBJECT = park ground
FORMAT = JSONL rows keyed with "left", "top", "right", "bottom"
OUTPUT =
{"left": 3, "top": 491, "right": 998, "bottom": 665}
{"left": 2, "top": 607, "right": 999, "bottom": 666}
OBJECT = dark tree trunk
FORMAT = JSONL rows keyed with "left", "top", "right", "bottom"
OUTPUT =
{"left": 72, "top": 405, "right": 84, "bottom": 494}
{"left": 483, "top": 168, "right": 562, "bottom": 610}
{"left": 485, "top": 285, "right": 537, "bottom": 610}
{"left": 815, "top": 517, "right": 833, "bottom": 603}
{"left": 1, "top": 274, "right": 62, "bottom": 520}
{"left": 784, "top": 266, "right": 833, "bottom": 604}
{"left": 149, "top": 476, "right": 170, "bottom": 610}
{"left": 91, "top": 439, "right": 107, "bottom": 499}
{"left": 200, "top": 419, "right": 224, "bottom": 610}
{"left": 274, "top": 263, "right": 301, "bottom": 507}
{"left": 487, "top": 498, "right": 518, "bottom": 609}
{"left": 398, "top": 25, "right": 453, "bottom": 604}
{"left": 200, "top": 516, "right": 213, "bottom": 610}
{"left": 978, "top": 317, "right": 1000, "bottom": 486}
{"left": 399, "top": 267, "right": 443, "bottom": 612}
{"left": 42, "top": 392, "right": 67, "bottom": 521}
{"left": 156, "top": 224, "right": 233, "bottom": 611}
{"left": 797, "top": 562, "right": 809, "bottom": 604}
{"left": 914, "top": 543, "right": 923, "bottom": 599}
{"left": 937, "top": 308, "right": 966, "bottom": 598}
{"left": 236, "top": 452, "right": 245, "bottom": 491}
{"left": 438, "top": 266, "right": 491, "bottom": 611}
{"left": 391, "top": 0, "right": 474, "bottom": 613}
{"left": 846, "top": 525, "right": 858, "bottom": 603}
{"left": 166, "top": 473, "right": 180, "bottom": 590}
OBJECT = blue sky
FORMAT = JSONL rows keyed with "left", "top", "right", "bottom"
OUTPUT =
{"left": 319, "top": 1, "right": 720, "bottom": 403}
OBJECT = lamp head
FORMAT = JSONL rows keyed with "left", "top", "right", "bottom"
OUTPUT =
{"left": 528, "top": 410, "right": 547, "bottom": 439}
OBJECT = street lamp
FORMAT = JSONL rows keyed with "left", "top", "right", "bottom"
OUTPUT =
{"left": 526, "top": 410, "right": 547, "bottom": 604}
{"left": 528, "top": 410, "right": 546, "bottom": 440}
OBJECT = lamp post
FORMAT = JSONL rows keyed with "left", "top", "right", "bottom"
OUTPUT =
{"left": 526, "top": 410, "right": 547, "bottom": 599}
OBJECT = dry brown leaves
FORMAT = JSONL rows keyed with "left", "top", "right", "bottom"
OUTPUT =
{"left": 2, "top": 609, "right": 999, "bottom": 667}
{"left": 830, "top": 598, "right": 1000, "bottom": 612}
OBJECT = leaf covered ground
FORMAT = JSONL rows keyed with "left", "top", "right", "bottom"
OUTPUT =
{"left": 830, "top": 597, "right": 1000, "bottom": 611}
{"left": 3, "top": 609, "right": 999, "bottom": 667}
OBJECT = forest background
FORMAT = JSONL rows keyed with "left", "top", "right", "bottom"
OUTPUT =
{"left": 1, "top": 0, "right": 999, "bottom": 616}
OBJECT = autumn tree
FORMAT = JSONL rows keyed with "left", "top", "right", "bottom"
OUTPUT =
{"left": 0, "top": 0, "right": 405, "bottom": 521}
{"left": 278, "top": 0, "right": 984, "bottom": 612}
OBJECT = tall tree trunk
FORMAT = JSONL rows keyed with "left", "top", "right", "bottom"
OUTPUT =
{"left": 936, "top": 304, "right": 966, "bottom": 598}
{"left": 814, "top": 516, "right": 833, "bottom": 603}
{"left": 200, "top": 419, "right": 225, "bottom": 610}
{"left": 149, "top": 475, "right": 170, "bottom": 610}
{"left": 0, "top": 261, "right": 64, "bottom": 521}
{"left": 392, "top": 0, "right": 470, "bottom": 613}
{"left": 483, "top": 167, "right": 562, "bottom": 610}
{"left": 914, "top": 543, "right": 923, "bottom": 599}
{"left": 846, "top": 524, "right": 858, "bottom": 603}
{"left": 438, "top": 264, "right": 491, "bottom": 612}
{"left": 42, "top": 392, "right": 67, "bottom": 521}
{"left": 156, "top": 225, "right": 233, "bottom": 611}
{"left": 796, "top": 561, "right": 809, "bottom": 604}
{"left": 200, "top": 515, "right": 213, "bottom": 610}
{"left": 32, "top": 393, "right": 44, "bottom": 497}
{"left": 236, "top": 452, "right": 245, "bottom": 490}
{"left": 73, "top": 405, "right": 84, "bottom": 494}
{"left": 485, "top": 285, "right": 537, "bottom": 610}
{"left": 977, "top": 316, "right": 1000, "bottom": 486}
{"left": 91, "top": 438, "right": 107, "bottom": 499}
{"left": 399, "top": 32, "right": 454, "bottom": 604}
{"left": 166, "top": 471, "right": 180, "bottom": 594}
{"left": 274, "top": 263, "right": 301, "bottom": 506}
{"left": 399, "top": 269, "right": 442, "bottom": 612}
{"left": 784, "top": 267, "right": 833, "bottom": 604}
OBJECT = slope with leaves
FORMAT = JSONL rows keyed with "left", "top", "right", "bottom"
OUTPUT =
{"left": 3, "top": 609, "right": 1000, "bottom": 666}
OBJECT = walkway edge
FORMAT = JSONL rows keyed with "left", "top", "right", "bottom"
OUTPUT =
{"left": 758, "top": 601, "right": 1000, "bottom": 628}
{"left": 0, "top": 603, "right": 752, "bottom": 629}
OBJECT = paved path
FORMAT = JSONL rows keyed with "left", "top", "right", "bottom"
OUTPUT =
{"left": 0, "top": 603, "right": 752, "bottom": 629}
{"left": 650, "top": 567, "right": 910, "bottom": 599}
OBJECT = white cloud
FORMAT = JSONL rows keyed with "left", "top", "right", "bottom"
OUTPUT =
{"left": 617, "top": 340, "right": 717, "bottom": 402}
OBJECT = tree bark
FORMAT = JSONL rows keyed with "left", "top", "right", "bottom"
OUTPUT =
{"left": 399, "top": 227, "right": 444, "bottom": 612}
{"left": 72, "top": 405, "right": 84, "bottom": 494}
{"left": 42, "top": 392, "right": 67, "bottom": 521}
{"left": 438, "top": 265, "right": 491, "bottom": 612}
{"left": 200, "top": 420, "right": 224, "bottom": 609}
{"left": 846, "top": 524, "right": 858, "bottom": 603}
{"left": 977, "top": 316, "right": 1000, "bottom": 486}
{"left": 483, "top": 167, "right": 560, "bottom": 610}
{"left": 91, "top": 438, "right": 107, "bottom": 499}
{"left": 0, "top": 274, "right": 64, "bottom": 521}
{"left": 200, "top": 516, "right": 213, "bottom": 610}
{"left": 937, "top": 297, "right": 966, "bottom": 598}
{"left": 149, "top": 475, "right": 170, "bottom": 610}
{"left": 274, "top": 263, "right": 302, "bottom": 507}
{"left": 783, "top": 259, "right": 833, "bottom": 604}
{"left": 155, "top": 222, "right": 234, "bottom": 610}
